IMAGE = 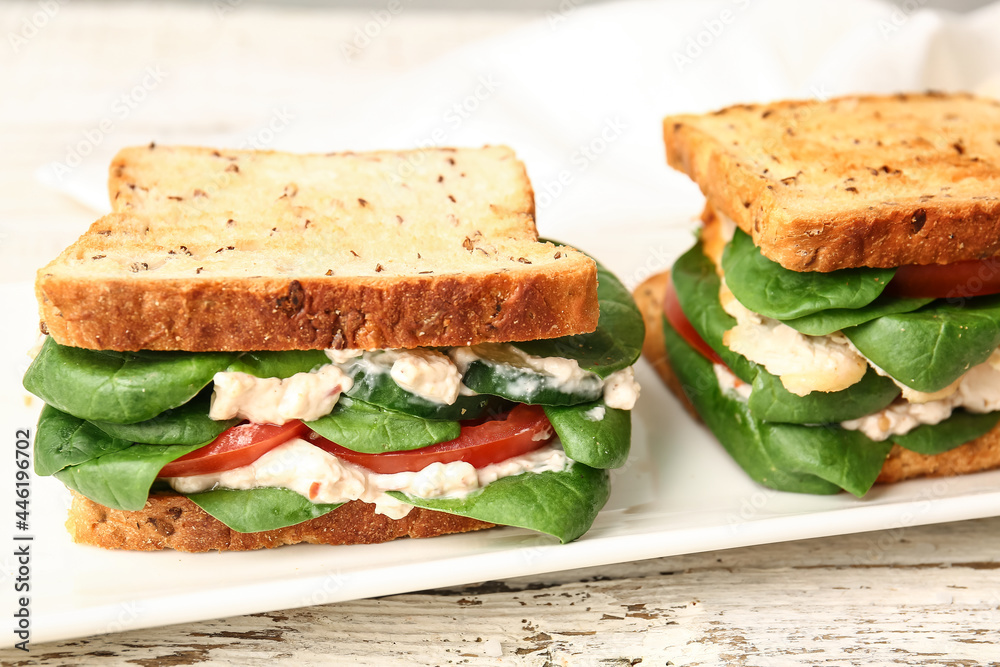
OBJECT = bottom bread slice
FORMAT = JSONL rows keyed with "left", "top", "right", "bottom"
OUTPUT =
{"left": 633, "top": 270, "right": 1000, "bottom": 486}
{"left": 67, "top": 491, "right": 494, "bottom": 552}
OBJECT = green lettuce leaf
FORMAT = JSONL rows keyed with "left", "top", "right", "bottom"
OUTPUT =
{"left": 91, "top": 391, "right": 237, "bottom": 445}
{"left": 185, "top": 487, "right": 343, "bottom": 532}
{"left": 891, "top": 410, "right": 1000, "bottom": 456}
{"left": 226, "top": 350, "right": 330, "bottom": 378}
{"left": 672, "top": 242, "right": 899, "bottom": 424}
{"left": 844, "top": 296, "right": 1000, "bottom": 393}
{"left": 722, "top": 228, "right": 895, "bottom": 320}
{"left": 544, "top": 401, "right": 630, "bottom": 469}
{"left": 54, "top": 442, "right": 204, "bottom": 511}
{"left": 305, "top": 397, "right": 460, "bottom": 453}
{"left": 781, "top": 294, "right": 934, "bottom": 336}
{"left": 664, "top": 315, "right": 890, "bottom": 496}
{"left": 23, "top": 337, "right": 234, "bottom": 424}
{"left": 34, "top": 405, "right": 133, "bottom": 476}
{"left": 390, "top": 462, "right": 610, "bottom": 543}
{"left": 513, "top": 258, "right": 644, "bottom": 378}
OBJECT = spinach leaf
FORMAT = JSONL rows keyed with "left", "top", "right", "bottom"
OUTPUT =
{"left": 748, "top": 368, "right": 899, "bottom": 424}
{"left": 55, "top": 445, "right": 202, "bottom": 511}
{"left": 23, "top": 337, "right": 235, "bottom": 424}
{"left": 892, "top": 410, "right": 1000, "bottom": 456}
{"left": 513, "top": 260, "right": 644, "bottom": 378}
{"left": 305, "top": 397, "right": 460, "bottom": 453}
{"left": 390, "top": 462, "right": 610, "bottom": 543}
{"left": 844, "top": 296, "right": 1000, "bottom": 392}
{"left": 461, "top": 358, "right": 603, "bottom": 406}
{"left": 781, "top": 295, "right": 935, "bottom": 336}
{"left": 544, "top": 401, "right": 630, "bottom": 469}
{"left": 34, "top": 405, "right": 133, "bottom": 476}
{"left": 722, "top": 228, "right": 895, "bottom": 320}
{"left": 343, "top": 361, "right": 492, "bottom": 420}
{"left": 674, "top": 243, "right": 909, "bottom": 425}
{"left": 664, "top": 316, "right": 890, "bottom": 496}
{"left": 91, "top": 391, "right": 237, "bottom": 445}
{"left": 54, "top": 442, "right": 204, "bottom": 511}
{"left": 226, "top": 350, "right": 330, "bottom": 378}
{"left": 185, "top": 487, "right": 342, "bottom": 533}
{"left": 671, "top": 242, "right": 757, "bottom": 383}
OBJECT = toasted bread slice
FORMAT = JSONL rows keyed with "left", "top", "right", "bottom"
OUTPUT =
{"left": 66, "top": 491, "right": 493, "bottom": 552}
{"left": 664, "top": 92, "right": 1000, "bottom": 272}
{"left": 37, "top": 145, "right": 598, "bottom": 351}
{"left": 633, "top": 269, "right": 1000, "bottom": 485}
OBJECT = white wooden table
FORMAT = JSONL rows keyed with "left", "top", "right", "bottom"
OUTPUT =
{"left": 3, "top": 3, "right": 999, "bottom": 664}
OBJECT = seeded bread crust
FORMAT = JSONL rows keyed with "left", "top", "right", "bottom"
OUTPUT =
{"left": 37, "top": 145, "right": 599, "bottom": 351}
{"left": 634, "top": 270, "right": 1000, "bottom": 486}
{"left": 664, "top": 92, "right": 1000, "bottom": 272}
{"left": 66, "top": 491, "right": 493, "bottom": 552}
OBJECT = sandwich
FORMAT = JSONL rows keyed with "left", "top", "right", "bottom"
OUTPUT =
{"left": 24, "top": 144, "right": 643, "bottom": 551}
{"left": 636, "top": 92, "right": 1000, "bottom": 496}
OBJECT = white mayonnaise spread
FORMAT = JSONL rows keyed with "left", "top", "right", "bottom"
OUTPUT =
{"left": 209, "top": 365, "right": 354, "bottom": 425}
{"left": 714, "top": 363, "right": 752, "bottom": 401}
{"left": 335, "top": 348, "right": 466, "bottom": 405}
{"left": 602, "top": 367, "right": 641, "bottom": 410}
{"left": 720, "top": 280, "right": 867, "bottom": 396}
{"left": 324, "top": 348, "right": 364, "bottom": 364}
{"left": 166, "top": 437, "right": 570, "bottom": 519}
{"left": 450, "top": 344, "right": 596, "bottom": 392}
{"left": 842, "top": 350, "right": 1000, "bottom": 440}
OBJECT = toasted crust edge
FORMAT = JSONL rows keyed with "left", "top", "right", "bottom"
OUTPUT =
{"left": 634, "top": 269, "right": 1000, "bottom": 486}
{"left": 66, "top": 491, "right": 494, "bottom": 552}
{"left": 663, "top": 93, "right": 1000, "bottom": 272}
{"left": 37, "top": 261, "right": 599, "bottom": 351}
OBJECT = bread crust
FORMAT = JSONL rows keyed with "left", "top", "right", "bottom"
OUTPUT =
{"left": 664, "top": 92, "right": 1000, "bottom": 272}
{"left": 38, "top": 257, "right": 598, "bottom": 352}
{"left": 66, "top": 491, "right": 493, "bottom": 552}
{"left": 634, "top": 269, "right": 1000, "bottom": 486}
{"left": 37, "top": 145, "right": 599, "bottom": 351}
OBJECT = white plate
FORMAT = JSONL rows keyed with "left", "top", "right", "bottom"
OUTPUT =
{"left": 5, "top": 256, "right": 1000, "bottom": 647}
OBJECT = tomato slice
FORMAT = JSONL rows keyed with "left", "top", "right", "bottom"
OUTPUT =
{"left": 309, "top": 404, "right": 554, "bottom": 474}
{"left": 886, "top": 258, "right": 1000, "bottom": 299}
{"left": 664, "top": 279, "right": 725, "bottom": 365}
{"left": 159, "top": 420, "right": 308, "bottom": 477}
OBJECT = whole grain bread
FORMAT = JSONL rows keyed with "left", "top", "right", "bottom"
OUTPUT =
{"left": 633, "top": 270, "right": 1000, "bottom": 486}
{"left": 66, "top": 491, "right": 493, "bottom": 552}
{"left": 37, "top": 145, "right": 598, "bottom": 351}
{"left": 664, "top": 92, "right": 1000, "bottom": 272}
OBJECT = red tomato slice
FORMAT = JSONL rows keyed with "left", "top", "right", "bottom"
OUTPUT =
{"left": 663, "top": 279, "right": 725, "bottom": 366}
{"left": 159, "top": 420, "right": 308, "bottom": 477}
{"left": 309, "top": 404, "right": 554, "bottom": 474}
{"left": 886, "top": 258, "right": 1000, "bottom": 299}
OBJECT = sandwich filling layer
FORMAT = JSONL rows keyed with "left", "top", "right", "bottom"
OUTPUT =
{"left": 662, "top": 213, "right": 1000, "bottom": 496}
{"left": 26, "top": 251, "right": 645, "bottom": 543}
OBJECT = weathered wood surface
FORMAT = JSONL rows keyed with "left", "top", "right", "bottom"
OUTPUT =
{"left": 6, "top": 516, "right": 1000, "bottom": 665}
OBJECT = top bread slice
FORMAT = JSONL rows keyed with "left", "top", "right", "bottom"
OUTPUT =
{"left": 664, "top": 92, "right": 1000, "bottom": 272}
{"left": 37, "top": 145, "right": 598, "bottom": 352}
